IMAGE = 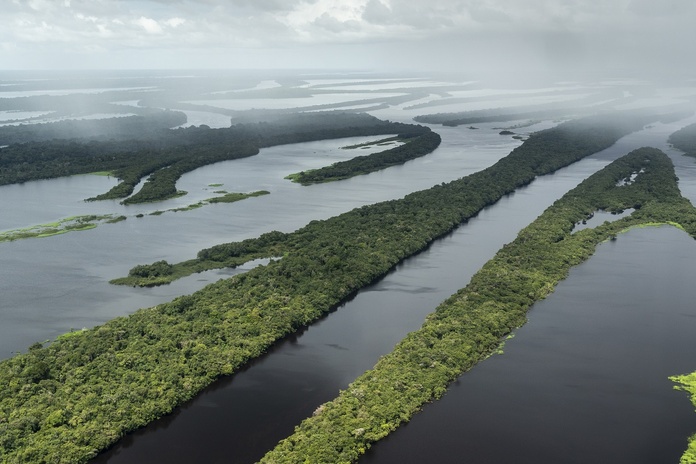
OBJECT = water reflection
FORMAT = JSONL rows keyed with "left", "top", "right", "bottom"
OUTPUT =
{"left": 362, "top": 226, "right": 696, "bottom": 464}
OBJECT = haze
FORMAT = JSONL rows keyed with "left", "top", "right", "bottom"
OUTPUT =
{"left": 2, "top": 0, "right": 695, "bottom": 80}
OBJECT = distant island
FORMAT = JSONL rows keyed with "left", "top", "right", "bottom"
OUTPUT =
{"left": 286, "top": 130, "right": 440, "bottom": 185}
{"left": 0, "top": 110, "right": 691, "bottom": 463}
{"left": 0, "top": 112, "right": 430, "bottom": 204}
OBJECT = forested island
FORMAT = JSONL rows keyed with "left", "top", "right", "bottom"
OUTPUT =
{"left": 0, "top": 189, "right": 270, "bottom": 243}
{"left": 112, "top": 112, "right": 655, "bottom": 289}
{"left": 260, "top": 147, "right": 696, "bottom": 462}
{"left": 669, "top": 122, "right": 696, "bottom": 158}
{"left": 0, "top": 111, "right": 684, "bottom": 463}
{"left": 286, "top": 130, "right": 440, "bottom": 185}
{"left": 0, "top": 214, "right": 119, "bottom": 243}
{"left": 414, "top": 107, "right": 578, "bottom": 127}
{"left": 0, "top": 110, "right": 187, "bottom": 146}
{"left": 0, "top": 112, "right": 428, "bottom": 204}
{"left": 667, "top": 121, "right": 696, "bottom": 463}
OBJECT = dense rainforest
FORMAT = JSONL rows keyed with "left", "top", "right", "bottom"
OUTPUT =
{"left": 416, "top": 107, "right": 693, "bottom": 128}
{"left": 0, "top": 110, "right": 187, "bottom": 146}
{"left": 672, "top": 373, "right": 696, "bottom": 463}
{"left": 669, "top": 122, "right": 696, "bottom": 158}
{"left": 0, "top": 112, "right": 663, "bottom": 463}
{"left": 286, "top": 130, "right": 440, "bottom": 185}
{"left": 414, "top": 107, "right": 582, "bottom": 127}
{"left": 668, "top": 121, "right": 696, "bottom": 463}
{"left": 0, "top": 112, "right": 429, "bottom": 203}
{"left": 260, "top": 147, "right": 696, "bottom": 463}
{"left": 113, "top": 111, "right": 656, "bottom": 288}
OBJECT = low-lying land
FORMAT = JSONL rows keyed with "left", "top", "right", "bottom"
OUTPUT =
{"left": 0, "top": 191, "right": 268, "bottom": 244}
{"left": 113, "top": 112, "right": 654, "bottom": 290}
{"left": 260, "top": 148, "right": 696, "bottom": 463}
{"left": 0, "top": 112, "right": 428, "bottom": 204}
{"left": 286, "top": 131, "right": 441, "bottom": 185}
{"left": 340, "top": 136, "right": 402, "bottom": 149}
{"left": 0, "top": 113, "right": 659, "bottom": 462}
{"left": 0, "top": 214, "right": 117, "bottom": 243}
{"left": 669, "top": 122, "right": 696, "bottom": 158}
{"left": 668, "top": 121, "right": 696, "bottom": 463}
{"left": 672, "top": 373, "right": 696, "bottom": 463}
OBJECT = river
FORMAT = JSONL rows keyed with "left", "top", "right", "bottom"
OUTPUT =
{"left": 92, "top": 118, "right": 696, "bottom": 463}
{"left": 361, "top": 226, "right": 696, "bottom": 464}
{"left": 0, "top": 124, "right": 522, "bottom": 358}
{"left": 1, "top": 73, "right": 695, "bottom": 463}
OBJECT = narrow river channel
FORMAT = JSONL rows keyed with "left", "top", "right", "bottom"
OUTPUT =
{"left": 361, "top": 226, "right": 696, "bottom": 464}
{"left": 90, "top": 118, "right": 696, "bottom": 463}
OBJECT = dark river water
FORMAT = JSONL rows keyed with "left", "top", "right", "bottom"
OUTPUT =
{"left": 0, "top": 127, "right": 522, "bottom": 358}
{"left": 91, "top": 117, "right": 696, "bottom": 463}
{"left": 361, "top": 226, "right": 696, "bottom": 464}
{"left": 1, "top": 75, "right": 695, "bottom": 463}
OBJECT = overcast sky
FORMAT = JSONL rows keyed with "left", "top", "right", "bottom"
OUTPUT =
{"left": 2, "top": 0, "right": 695, "bottom": 77}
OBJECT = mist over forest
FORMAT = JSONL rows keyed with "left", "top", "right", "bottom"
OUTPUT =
{"left": 2, "top": 1, "right": 696, "bottom": 464}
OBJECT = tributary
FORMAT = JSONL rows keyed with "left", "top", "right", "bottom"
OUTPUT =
{"left": 92, "top": 117, "right": 696, "bottom": 463}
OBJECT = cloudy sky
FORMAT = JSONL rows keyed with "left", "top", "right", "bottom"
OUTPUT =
{"left": 2, "top": 0, "right": 695, "bottom": 76}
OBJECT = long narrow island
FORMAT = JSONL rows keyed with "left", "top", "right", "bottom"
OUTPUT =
{"left": 260, "top": 147, "right": 696, "bottom": 463}
{"left": 0, "top": 112, "right": 663, "bottom": 462}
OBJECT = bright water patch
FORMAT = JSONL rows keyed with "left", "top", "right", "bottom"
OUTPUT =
{"left": 186, "top": 92, "right": 408, "bottom": 111}
{"left": 572, "top": 209, "right": 635, "bottom": 233}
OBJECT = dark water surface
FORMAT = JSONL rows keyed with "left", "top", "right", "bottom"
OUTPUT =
{"left": 89, "top": 119, "right": 696, "bottom": 464}
{"left": 0, "top": 129, "right": 520, "bottom": 358}
{"left": 1, "top": 74, "right": 695, "bottom": 463}
{"left": 362, "top": 226, "right": 696, "bottom": 464}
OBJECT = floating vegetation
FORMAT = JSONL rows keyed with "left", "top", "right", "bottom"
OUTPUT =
{"left": 0, "top": 214, "right": 115, "bottom": 243}
{"left": 671, "top": 373, "right": 696, "bottom": 463}
{"left": 168, "top": 190, "right": 269, "bottom": 213}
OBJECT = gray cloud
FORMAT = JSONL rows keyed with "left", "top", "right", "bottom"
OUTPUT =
{"left": 362, "top": 0, "right": 393, "bottom": 25}
{"left": 0, "top": 0, "right": 693, "bottom": 76}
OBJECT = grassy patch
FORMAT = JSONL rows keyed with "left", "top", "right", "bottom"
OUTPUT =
{"left": 0, "top": 215, "right": 115, "bottom": 243}
{"left": 207, "top": 190, "right": 269, "bottom": 204}
{"left": 671, "top": 372, "right": 696, "bottom": 463}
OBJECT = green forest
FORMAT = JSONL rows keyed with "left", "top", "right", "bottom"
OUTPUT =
{"left": 0, "top": 112, "right": 429, "bottom": 204}
{"left": 286, "top": 130, "right": 439, "bottom": 185}
{"left": 0, "top": 112, "right": 669, "bottom": 463}
{"left": 260, "top": 147, "right": 696, "bottom": 463}
{"left": 669, "top": 122, "right": 696, "bottom": 158}
{"left": 113, "top": 112, "right": 655, "bottom": 288}
{"left": 668, "top": 121, "right": 696, "bottom": 464}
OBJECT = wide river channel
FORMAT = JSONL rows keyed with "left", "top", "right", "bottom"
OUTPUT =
{"left": 87, "top": 115, "right": 696, "bottom": 463}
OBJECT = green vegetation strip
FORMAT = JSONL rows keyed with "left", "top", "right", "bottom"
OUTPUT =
{"left": 114, "top": 113, "right": 652, "bottom": 290}
{"left": 0, "top": 215, "right": 115, "bottom": 243}
{"left": 669, "top": 122, "right": 696, "bottom": 159}
{"left": 286, "top": 131, "right": 441, "bottom": 185}
{"left": 671, "top": 374, "right": 696, "bottom": 463}
{"left": 0, "top": 114, "right": 656, "bottom": 463}
{"left": 0, "top": 113, "right": 428, "bottom": 204}
{"left": 260, "top": 148, "right": 696, "bottom": 463}
{"left": 0, "top": 191, "right": 268, "bottom": 244}
{"left": 166, "top": 190, "right": 270, "bottom": 214}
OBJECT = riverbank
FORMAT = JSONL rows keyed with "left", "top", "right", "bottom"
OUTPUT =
{"left": 260, "top": 148, "right": 696, "bottom": 463}
{"left": 0, "top": 114, "right": 658, "bottom": 463}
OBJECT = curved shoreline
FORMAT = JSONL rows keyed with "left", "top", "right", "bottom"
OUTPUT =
{"left": 0, "top": 114, "right": 657, "bottom": 463}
